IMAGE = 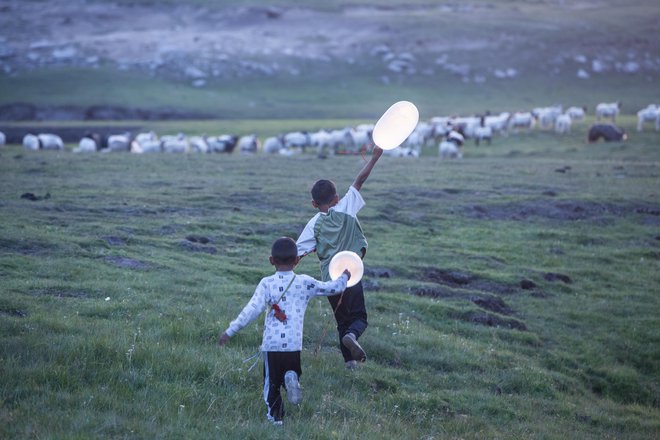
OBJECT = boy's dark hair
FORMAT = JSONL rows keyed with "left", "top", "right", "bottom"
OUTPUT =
{"left": 311, "top": 179, "right": 337, "bottom": 205}
{"left": 271, "top": 237, "right": 298, "bottom": 264}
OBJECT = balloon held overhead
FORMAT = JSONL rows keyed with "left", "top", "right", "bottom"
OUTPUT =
{"left": 372, "top": 101, "right": 419, "bottom": 150}
{"left": 328, "top": 251, "right": 364, "bottom": 288}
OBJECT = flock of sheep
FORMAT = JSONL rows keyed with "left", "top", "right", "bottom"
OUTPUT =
{"left": 3, "top": 102, "right": 658, "bottom": 159}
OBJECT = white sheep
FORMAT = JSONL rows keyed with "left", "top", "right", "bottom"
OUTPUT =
{"left": 131, "top": 132, "right": 162, "bottom": 153}
{"left": 207, "top": 135, "right": 238, "bottom": 153}
{"left": 382, "top": 146, "right": 419, "bottom": 158}
{"left": 329, "top": 128, "right": 355, "bottom": 154}
{"left": 351, "top": 127, "right": 373, "bottom": 152}
{"left": 188, "top": 136, "right": 209, "bottom": 153}
{"left": 473, "top": 125, "right": 492, "bottom": 146}
{"left": 0, "top": 131, "right": 5, "bottom": 146}
{"left": 23, "top": 133, "right": 40, "bottom": 150}
{"left": 448, "top": 116, "right": 479, "bottom": 138}
{"left": 484, "top": 112, "right": 511, "bottom": 135}
{"left": 533, "top": 105, "right": 563, "bottom": 130}
{"left": 73, "top": 137, "right": 98, "bottom": 153}
{"left": 637, "top": 104, "right": 659, "bottom": 131}
{"left": 161, "top": 133, "right": 189, "bottom": 153}
{"left": 238, "top": 134, "right": 260, "bottom": 154}
{"left": 408, "top": 121, "right": 434, "bottom": 146}
{"left": 595, "top": 102, "right": 621, "bottom": 122}
{"left": 263, "top": 136, "right": 284, "bottom": 154}
{"left": 309, "top": 129, "right": 333, "bottom": 157}
{"left": 37, "top": 133, "right": 64, "bottom": 150}
{"left": 439, "top": 141, "right": 462, "bottom": 159}
{"left": 283, "top": 131, "right": 310, "bottom": 153}
{"left": 508, "top": 112, "right": 536, "bottom": 132}
{"left": 106, "top": 133, "right": 132, "bottom": 152}
{"left": 554, "top": 114, "right": 572, "bottom": 134}
{"left": 566, "top": 106, "right": 587, "bottom": 121}
{"left": 439, "top": 130, "right": 464, "bottom": 159}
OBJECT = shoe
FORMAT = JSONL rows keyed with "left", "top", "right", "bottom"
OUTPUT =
{"left": 284, "top": 370, "right": 303, "bottom": 405}
{"left": 342, "top": 333, "right": 367, "bottom": 362}
{"left": 345, "top": 360, "right": 358, "bottom": 370}
{"left": 270, "top": 419, "right": 283, "bottom": 426}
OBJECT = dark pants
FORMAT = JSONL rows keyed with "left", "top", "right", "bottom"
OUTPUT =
{"left": 326, "top": 280, "right": 368, "bottom": 362}
{"left": 263, "top": 351, "right": 301, "bottom": 422}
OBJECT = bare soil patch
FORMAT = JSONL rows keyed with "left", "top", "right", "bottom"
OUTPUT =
{"left": 458, "top": 311, "right": 527, "bottom": 331}
{"left": 31, "top": 288, "right": 90, "bottom": 299}
{"left": 421, "top": 267, "right": 516, "bottom": 295}
{"left": 465, "top": 200, "right": 660, "bottom": 224}
{"left": 0, "top": 308, "right": 28, "bottom": 317}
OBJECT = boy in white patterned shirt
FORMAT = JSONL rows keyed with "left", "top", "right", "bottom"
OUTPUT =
{"left": 218, "top": 236, "right": 350, "bottom": 425}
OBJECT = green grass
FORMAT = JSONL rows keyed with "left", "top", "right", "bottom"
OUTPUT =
{"left": 1, "top": 116, "right": 659, "bottom": 439}
{"left": 2, "top": 0, "right": 659, "bottom": 119}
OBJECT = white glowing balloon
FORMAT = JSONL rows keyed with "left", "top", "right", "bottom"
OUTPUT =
{"left": 372, "top": 101, "right": 420, "bottom": 150}
{"left": 328, "top": 251, "right": 364, "bottom": 288}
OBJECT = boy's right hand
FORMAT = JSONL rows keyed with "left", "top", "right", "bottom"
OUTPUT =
{"left": 218, "top": 332, "right": 230, "bottom": 346}
{"left": 372, "top": 145, "right": 383, "bottom": 159}
{"left": 342, "top": 269, "right": 351, "bottom": 280}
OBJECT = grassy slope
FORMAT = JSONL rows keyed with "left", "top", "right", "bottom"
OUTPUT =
{"left": 1, "top": 118, "right": 658, "bottom": 439}
{"left": 1, "top": 0, "right": 658, "bottom": 119}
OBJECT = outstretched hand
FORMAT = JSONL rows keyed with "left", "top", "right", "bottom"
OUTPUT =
{"left": 371, "top": 145, "right": 383, "bottom": 158}
{"left": 218, "top": 332, "right": 230, "bottom": 346}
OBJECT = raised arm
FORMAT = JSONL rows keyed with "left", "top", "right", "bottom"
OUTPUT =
{"left": 352, "top": 145, "right": 383, "bottom": 191}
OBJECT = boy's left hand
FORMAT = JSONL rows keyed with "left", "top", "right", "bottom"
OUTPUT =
{"left": 342, "top": 269, "right": 351, "bottom": 280}
{"left": 218, "top": 332, "right": 230, "bottom": 346}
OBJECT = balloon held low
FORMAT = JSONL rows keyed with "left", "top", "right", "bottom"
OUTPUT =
{"left": 372, "top": 101, "right": 420, "bottom": 150}
{"left": 328, "top": 251, "right": 364, "bottom": 288}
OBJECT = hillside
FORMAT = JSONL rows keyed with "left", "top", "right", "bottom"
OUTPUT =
{"left": 0, "top": 0, "right": 659, "bottom": 119}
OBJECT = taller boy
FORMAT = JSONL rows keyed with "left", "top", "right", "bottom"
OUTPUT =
{"left": 296, "top": 145, "right": 383, "bottom": 369}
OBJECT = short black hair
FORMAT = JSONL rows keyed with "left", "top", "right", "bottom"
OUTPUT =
{"left": 271, "top": 237, "right": 298, "bottom": 264}
{"left": 311, "top": 179, "right": 337, "bottom": 205}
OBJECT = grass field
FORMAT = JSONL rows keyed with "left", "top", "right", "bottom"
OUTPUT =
{"left": 1, "top": 116, "right": 658, "bottom": 439}
{"left": 2, "top": 0, "right": 659, "bottom": 119}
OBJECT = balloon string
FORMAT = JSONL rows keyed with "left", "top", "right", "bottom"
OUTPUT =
{"left": 314, "top": 291, "right": 345, "bottom": 356}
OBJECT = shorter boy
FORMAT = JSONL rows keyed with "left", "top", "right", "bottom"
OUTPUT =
{"left": 218, "top": 237, "right": 350, "bottom": 425}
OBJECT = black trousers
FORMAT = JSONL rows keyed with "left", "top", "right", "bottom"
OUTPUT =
{"left": 326, "top": 280, "right": 368, "bottom": 362}
{"left": 263, "top": 351, "right": 302, "bottom": 422}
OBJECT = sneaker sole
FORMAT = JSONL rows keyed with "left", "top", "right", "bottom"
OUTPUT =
{"left": 342, "top": 334, "right": 367, "bottom": 362}
{"left": 284, "top": 372, "right": 303, "bottom": 405}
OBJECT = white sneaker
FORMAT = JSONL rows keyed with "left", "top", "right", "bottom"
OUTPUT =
{"left": 284, "top": 370, "right": 303, "bottom": 405}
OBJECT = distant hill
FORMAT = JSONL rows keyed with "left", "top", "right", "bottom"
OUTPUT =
{"left": 0, "top": 0, "right": 658, "bottom": 119}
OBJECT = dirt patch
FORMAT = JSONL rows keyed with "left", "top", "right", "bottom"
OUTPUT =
{"left": 103, "top": 236, "right": 126, "bottom": 246}
{"left": 420, "top": 267, "right": 516, "bottom": 295}
{"left": 364, "top": 267, "right": 394, "bottom": 278}
{"left": 0, "top": 238, "right": 57, "bottom": 256}
{"left": 362, "top": 279, "right": 381, "bottom": 291}
{"left": 178, "top": 241, "right": 217, "bottom": 254}
{"left": 20, "top": 192, "right": 51, "bottom": 201}
{"left": 471, "top": 296, "right": 513, "bottom": 315}
{"left": 520, "top": 279, "right": 537, "bottom": 290}
{"left": 185, "top": 235, "right": 211, "bottom": 244}
{"left": 31, "top": 288, "right": 90, "bottom": 299}
{"left": 410, "top": 286, "right": 458, "bottom": 299}
{"left": 457, "top": 311, "right": 527, "bottom": 331}
{"left": 105, "top": 256, "right": 150, "bottom": 270}
{"left": 0, "top": 308, "right": 28, "bottom": 317}
{"left": 158, "top": 225, "right": 181, "bottom": 236}
{"left": 465, "top": 200, "right": 660, "bottom": 223}
{"left": 543, "top": 272, "right": 573, "bottom": 284}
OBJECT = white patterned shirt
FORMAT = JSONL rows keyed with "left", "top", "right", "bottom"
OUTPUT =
{"left": 224, "top": 271, "right": 348, "bottom": 352}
